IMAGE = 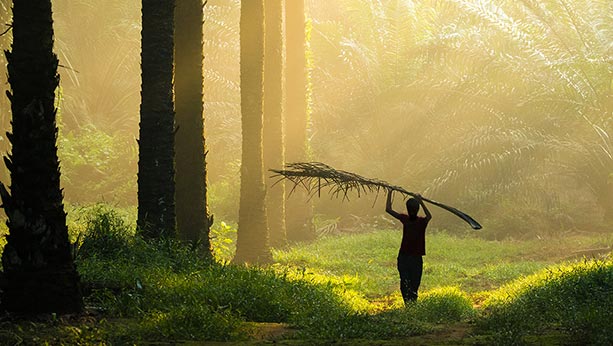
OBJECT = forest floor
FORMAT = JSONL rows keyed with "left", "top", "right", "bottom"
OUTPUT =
{"left": 0, "top": 223, "right": 611, "bottom": 345}
{"left": 4, "top": 315, "right": 563, "bottom": 345}
{"left": 243, "top": 321, "right": 476, "bottom": 345}
{"left": 226, "top": 229, "right": 611, "bottom": 345}
{"left": 0, "top": 317, "right": 479, "bottom": 345}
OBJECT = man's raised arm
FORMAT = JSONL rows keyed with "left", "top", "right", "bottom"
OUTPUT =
{"left": 386, "top": 190, "right": 402, "bottom": 220}
{"left": 416, "top": 194, "right": 432, "bottom": 221}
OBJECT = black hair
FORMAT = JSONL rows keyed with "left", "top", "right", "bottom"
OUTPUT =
{"left": 406, "top": 198, "right": 420, "bottom": 219}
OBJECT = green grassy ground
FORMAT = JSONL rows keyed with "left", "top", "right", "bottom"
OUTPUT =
{"left": 0, "top": 208, "right": 611, "bottom": 344}
{"left": 274, "top": 229, "right": 611, "bottom": 301}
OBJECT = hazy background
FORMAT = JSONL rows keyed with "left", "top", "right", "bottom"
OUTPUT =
{"left": 0, "top": 0, "right": 610, "bottom": 239}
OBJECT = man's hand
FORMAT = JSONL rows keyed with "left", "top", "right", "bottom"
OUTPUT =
{"left": 416, "top": 193, "right": 432, "bottom": 221}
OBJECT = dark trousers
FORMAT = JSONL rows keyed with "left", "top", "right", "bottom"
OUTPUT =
{"left": 397, "top": 253, "right": 423, "bottom": 304}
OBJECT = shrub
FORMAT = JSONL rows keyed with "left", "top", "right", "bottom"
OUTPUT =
{"left": 76, "top": 204, "right": 134, "bottom": 259}
{"left": 289, "top": 286, "right": 475, "bottom": 340}
{"left": 478, "top": 258, "right": 613, "bottom": 344}
{"left": 139, "top": 305, "right": 244, "bottom": 342}
{"left": 210, "top": 221, "right": 236, "bottom": 262}
{"left": 411, "top": 286, "right": 475, "bottom": 323}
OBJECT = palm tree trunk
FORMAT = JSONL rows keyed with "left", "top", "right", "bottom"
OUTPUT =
{"left": 264, "top": 0, "right": 287, "bottom": 248}
{"left": 234, "top": 0, "right": 272, "bottom": 264}
{"left": 0, "top": 0, "right": 82, "bottom": 313}
{"left": 137, "top": 0, "right": 177, "bottom": 239}
{"left": 285, "top": 0, "right": 315, "bottom": 243}
{"left": 175, "top": 0, "right": 212, "bottom": 255}
{"left": 0, "top": 0, "right": 12, "bottom": 185}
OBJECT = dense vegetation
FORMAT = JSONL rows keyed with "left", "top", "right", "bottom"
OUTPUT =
{"left": 0, "top": 206, "right": 610, "bottom": 344}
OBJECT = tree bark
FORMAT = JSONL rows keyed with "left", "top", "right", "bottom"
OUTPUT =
{"left": 137, "top": 0, "right": 177, "bottom": 239}
{"left": 175, "top": 0, "right": 212, "bottom": 255}
{"left": 285, "top": 0, "right": 315, "bottom": 243}
{"left": 0, "top": 0, "right": 12, "bottom": 185}
{"left": 234, "top": 0, "right": 272, "bottom": 264}
{"left": 0, "top": 0, "right": 83, "bottom": 313}
{"left": 264, "top": 0, "right": 287, "bottom": 248}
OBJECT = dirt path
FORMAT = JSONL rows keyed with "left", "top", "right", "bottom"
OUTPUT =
{"left": 197, "top": 322, "right": 479, "bottom": 345}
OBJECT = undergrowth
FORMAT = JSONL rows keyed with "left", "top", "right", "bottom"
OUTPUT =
{"left": 0, "top": 205, "right": 610, "bottom": 344}
{"left": 289, "top": 286, "right": 474, "bottom": 340}
{"left": 72, "top": 206, "right": 482, "bottom": 343}
{"left": 478, "top": 257, "right": 613, "bottom": 345}
{"left": 72, "top": 207, "right": 348, "bottom": 342}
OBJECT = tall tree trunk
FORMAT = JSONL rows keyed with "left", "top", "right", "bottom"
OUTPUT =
{"left": 175, "top": 0, "right": 212, "bottom": 255}
{"left": 234, "top": 0, "right": 272, "bottom": 264}
{"left": 0, "top": 0, "right": 83, "bottom": 313}
{"left": 285, "top": 0, "right": 315, "bottom": 243}
{"left": 137, "top": 0, "right": 177, "bottom": 239}
{"left": 264, "top": 0, "right": 287, "bottom": 248}
{"left": 0, "top": 0, "right": 11, "bottom": 186}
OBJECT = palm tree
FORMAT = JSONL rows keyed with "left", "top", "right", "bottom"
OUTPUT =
{"left": 0, "top": 0, "right": 11, "bottom": 184}
{"left": 285, "top": 0, "right": 315, "bottom": 243}
{"left": 263, "top": 0, "right": 287, "bottom": 248}
{"left": 234, "top": 0, "right": 272, "bottom": 263}
{"left": 137, "top": 0, "right": 177, "bottom": 238}
{"left": 0, "top": 0, "right": 83, "bottom": 313}
{"left": 175, "top": 0, "right": 213, "bottom": 255}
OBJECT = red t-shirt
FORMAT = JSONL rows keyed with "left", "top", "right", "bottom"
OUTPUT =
{"left": 397, "top": 215, "right": 428, "bottom": 256}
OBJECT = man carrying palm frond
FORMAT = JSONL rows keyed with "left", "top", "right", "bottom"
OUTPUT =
{"left": 386, "top": 190, "right": 432, "bottom": 304}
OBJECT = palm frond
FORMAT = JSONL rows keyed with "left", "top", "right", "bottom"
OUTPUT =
{"left": 271, "top": 162, "right": 482, "bottom": 229}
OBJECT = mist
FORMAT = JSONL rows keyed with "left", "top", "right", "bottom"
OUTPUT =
{"left": 2, "top": 0, "right": 606, "bottom": 240}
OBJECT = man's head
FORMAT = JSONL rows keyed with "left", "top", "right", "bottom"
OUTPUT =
{"left": 406, "top": 198, "right": 420, "bottom": 218}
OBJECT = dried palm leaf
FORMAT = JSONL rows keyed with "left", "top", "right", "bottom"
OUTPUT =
{"left": 270, "top": 162, "right": 482, "bottom": 230}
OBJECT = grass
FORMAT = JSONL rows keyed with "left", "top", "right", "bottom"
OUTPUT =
{"left": 273, "top": 229, "right": 612, "bottom": 299}
{"left": 478, "top": 258, "right": 613, "bottom": 344}
{"left": 0, "top": 205, "right": 611, "bottom": 344}
{"left": 59, "top": 209, "right": 368, "bottom": 343}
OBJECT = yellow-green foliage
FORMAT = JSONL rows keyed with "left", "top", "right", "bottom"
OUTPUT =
{"left": 270, "top": 264, "right": 372, "bottom": 313}
{"left": 413, "top": 286, "right": 475, "bottom": 323}
{"left": 293, "top": 286, "right": 475, "bottom": 340}
{"left": 209, "top": 221, "right": 237, "bottom": 263}
{"left": 0, "top": 222, "right": 7, "bottom": 267}
{"left": 0, "top": 223, "right": 6, "bottom": 246}
{"left": 138, "top": 305, "right": 244, "bottom": 341}
{"left": 479, "top": 257, "right": 613, "bottom": 344}
{"left": 482, "top": 257, "right": 612, "bottom": 307}
{"left": 58, "top": 126, "right": 138, "bottom": 205}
